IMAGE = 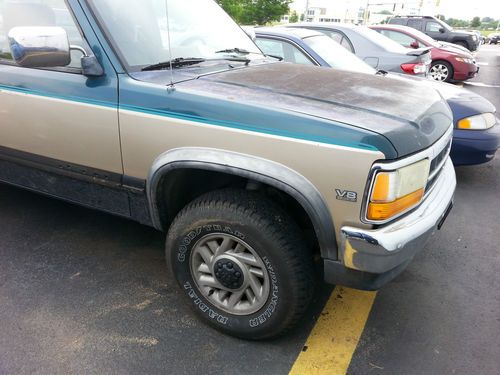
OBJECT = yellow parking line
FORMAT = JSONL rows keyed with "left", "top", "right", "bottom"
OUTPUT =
{"left": 289, "top": 286, "right": 377, "bottom": 375}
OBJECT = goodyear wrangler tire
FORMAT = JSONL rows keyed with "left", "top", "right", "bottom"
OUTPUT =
{"left": 165, "top": 189, "right": 314, "bottom": 339}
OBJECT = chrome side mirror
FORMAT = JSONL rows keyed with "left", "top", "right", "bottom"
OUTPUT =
{"left": 8, "top": 26, "right": 104, "bottom": 76}
{"left": 8, "top": 26, "right": 71, "bottom": 67}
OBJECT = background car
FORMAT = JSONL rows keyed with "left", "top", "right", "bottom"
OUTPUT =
{"left": 370, "top": 24, "right": 479, "bottom": 82}
{"left": 288, "top": 22, "right": 432, "bottom": 77}
{"left": 255, "top": 27, "right": 500, "bottom": 166}
{"left": 489, "top": 34, "right": 500, "bottom": 44}
{"left": 388, "top": 15, "right": 480, "bottom": 51}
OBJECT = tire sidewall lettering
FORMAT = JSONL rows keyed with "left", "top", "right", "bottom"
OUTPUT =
{"left": 175, "top": 224, "right": 282, "bottom": 330}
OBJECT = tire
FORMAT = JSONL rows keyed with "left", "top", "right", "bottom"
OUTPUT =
{"left": 429, "top": 60, "right": 454, "bottom": 82}
{"left": 165, "top": 189, "right": 315, "bottom": 339}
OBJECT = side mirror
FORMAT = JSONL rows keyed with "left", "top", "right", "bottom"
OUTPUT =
{"left": 8, "top": 26, "right": 71, "bottom": 67}
{"left": 410, "top": 41, "right": 419, "bottom": 49}
{"left": 8, "top": 26, "right": 104, "bottom": 76}
{"left": 439, "top": 27, "right": 445, "bottom": 33}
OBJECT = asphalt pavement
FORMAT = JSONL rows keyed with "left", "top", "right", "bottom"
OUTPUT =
{"left": 0, "top": 45, "right": 499, "bottom": 375}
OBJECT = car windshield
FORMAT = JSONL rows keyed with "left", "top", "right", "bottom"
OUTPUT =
{"left": 355, "top": 26, "right": 411, "bottom": 53}
{"left": 87, "top": 0, "right": 263, "bottom": 70}
{"left": 302, "top": 35, "right": 375, "bottom": 74}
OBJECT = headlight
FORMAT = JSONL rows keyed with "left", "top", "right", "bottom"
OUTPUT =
{"left": 457, "top": 113, "right": 496, "bottom": 130}
{"left": 367, "top": 159, "right": 430, "bottom": 221}
{"left": 455, "top": 57, "right": 474, "bottom": 64}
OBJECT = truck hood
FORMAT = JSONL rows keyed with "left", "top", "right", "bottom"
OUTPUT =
{"left": 131, "top": 63, "right": 452, "bottom": 157}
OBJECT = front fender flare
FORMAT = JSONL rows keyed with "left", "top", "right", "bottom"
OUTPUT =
{"left": 147, "top": 147, "right": 338, "bottom": 260}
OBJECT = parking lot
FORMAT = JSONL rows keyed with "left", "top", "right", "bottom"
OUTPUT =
{"left": 0, "top": 45, "right": 499, "bottom": 375}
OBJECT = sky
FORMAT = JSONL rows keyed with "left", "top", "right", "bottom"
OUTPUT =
{"left": 291, "top": 0, "right": 500, "bottom": 20}
{"left": 439, "top": 0, "right": 500, "bottom": 20}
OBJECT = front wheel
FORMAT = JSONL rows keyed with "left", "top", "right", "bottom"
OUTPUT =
{"left": 165, "top": 189, "right": 315, "bottom": 339}
{"left": 429, "top": 61, "right": 453, "bottom": 82}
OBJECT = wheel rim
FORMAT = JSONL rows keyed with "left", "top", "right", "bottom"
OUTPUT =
{"left": 190, "top": 233, "right": 270, "bottom": 315}
{"left": 430, "top": 64, "right": 449, "bottom": 81}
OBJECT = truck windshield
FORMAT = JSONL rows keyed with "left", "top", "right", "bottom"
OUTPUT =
{"left": 87, "top": 0, "right": 264, "bottom": 70}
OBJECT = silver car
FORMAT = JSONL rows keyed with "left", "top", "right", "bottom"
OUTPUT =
{"left": 289, "top": 23, "right": 432, "bottom": 76}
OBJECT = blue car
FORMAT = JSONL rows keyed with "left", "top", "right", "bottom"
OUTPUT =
{"left": 255, "top": 27, "right": 500, "bottom": 165}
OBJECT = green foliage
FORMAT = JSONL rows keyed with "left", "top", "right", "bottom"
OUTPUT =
{"left": 289, "top": 10, "right": 298, "bottom": 23}
{"left": 217, "top": 0, "right": 291, "bottom": 25}
{"left": 470, "top": 16, "right": 481, "bottom": 28}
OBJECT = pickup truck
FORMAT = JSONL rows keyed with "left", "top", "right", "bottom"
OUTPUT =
{"left": 0, "top": 0, "right": 456, "bottom": 339}
{"left": 389, "top": 16, "right": 480, "bottom": 52}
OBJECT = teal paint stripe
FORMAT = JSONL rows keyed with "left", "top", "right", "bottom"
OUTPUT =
{"left": 0, "top": 84, "right": 117, "bottom": 109}
{"left": 0, "top": 84, "right": 378, "bottom": 152}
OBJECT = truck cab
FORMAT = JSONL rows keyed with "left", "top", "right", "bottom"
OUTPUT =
{"left": 389, "top": 16, "right": 480, "bottom": 51}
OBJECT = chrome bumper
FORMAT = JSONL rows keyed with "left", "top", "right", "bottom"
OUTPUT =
{"left": 340, "top": 157, "right": 456, "bottom": 274}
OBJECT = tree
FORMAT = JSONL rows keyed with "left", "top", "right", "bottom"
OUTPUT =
{"left": 217, "top": 0, "right": 292, "bottom": 25}
{"left": 471, "top": 16, "right": 481, "bottom": 28}
{"left": 289, "top": 10, "right": 299, "bottom": 23}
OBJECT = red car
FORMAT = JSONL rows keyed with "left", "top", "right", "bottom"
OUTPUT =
{"left": 370, "top": 24, "right": 479, "bottom": 82}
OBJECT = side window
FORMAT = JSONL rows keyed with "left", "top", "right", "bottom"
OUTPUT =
{"left": 255, "top": 38, "right": 285, "bottom": 60}
{"left": 407, "top": 19, "right": 423, "bottom": 30}
{"left": 425, "top": 21, "right": 442, "bottom": 32}
{"left": 316, "top": 29, "right": 353, "bottom": 52}
{"left": 380, "top": 30, "right": 418, "bottom": 47}
{"left": 255, "top": 37, "right": 313, "bottom": 66}
{"left": 0, "top": 0, "right": 87, "bottom": 68}
{"left": 340, "top": 37, "right": 354, "bottom": 52}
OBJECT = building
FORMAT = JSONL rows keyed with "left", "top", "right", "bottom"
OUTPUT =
{"left": 288, "top": 0, "right": 366, "bottom": 24}
{"left": 288, "top": 0, "right": 442, "bottom": 25}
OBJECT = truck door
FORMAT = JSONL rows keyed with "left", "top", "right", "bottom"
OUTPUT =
{"left": 0, "top": 0, "right": 126, "bottom": 213}
{"left": 424, "top": 20, "right": 447, "bottom": 41}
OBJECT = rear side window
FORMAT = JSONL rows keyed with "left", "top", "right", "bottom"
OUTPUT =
{"left": 0, "top": 0, "right": 87, "bottom": 68}
{"left": 316, "top": 29, "right": 354, "bottom": 53}
{"left": 407, "top": 19, "right": 423, "bottom": 30}
{"left": 255, "top": 37, "right": 314, "bottom": 66}
{"left": 390, "top": 18, "right": 407, "bottom": 25}
{"left": 379, "top": 29, "right": 419, "bottom": 47}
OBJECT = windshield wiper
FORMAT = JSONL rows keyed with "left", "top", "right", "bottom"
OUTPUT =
{"left": 376, "top": 69, "right": 388, "bottom": 76}
{"left": 215, "top": 47, "right": 251, "bottom": 55}
{"left": 141, "top": 57, "right": 205, "bottom": 71}
{"left": 141, "top": 57, "right": 251, "bottom": 71}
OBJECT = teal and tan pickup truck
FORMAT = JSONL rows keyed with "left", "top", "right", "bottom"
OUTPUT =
{"left": 0, "top": 0, "right": 455, "bottom": 339}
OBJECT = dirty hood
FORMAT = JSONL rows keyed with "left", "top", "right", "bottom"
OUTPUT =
{"left": 132, "top": 63, "right": 453, "bottom": 157}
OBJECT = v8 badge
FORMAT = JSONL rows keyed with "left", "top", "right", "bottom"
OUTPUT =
{"left": 335, "top": 189, "right": 357, "bottom": 202}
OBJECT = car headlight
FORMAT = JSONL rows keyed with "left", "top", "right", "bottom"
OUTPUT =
{"left": 367, "top": 159, "right": 430, "bottom": 221}
{"left": 455, "top": 57, "right": 474, "bottom": 64}
{"left": 457, "top": 113, "right": 496, "bottom": 130}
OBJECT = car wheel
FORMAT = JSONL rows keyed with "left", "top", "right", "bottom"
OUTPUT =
{"left": 454, "top": 41, "right": 469, "bottom": 49}
{"left": 165, "top": 189, "right": 315, "bottom": 339}
{"left": 430, "top": 61, "right": 453, "bottom": 82}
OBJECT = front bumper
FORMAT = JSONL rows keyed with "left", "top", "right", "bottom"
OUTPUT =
{"left": 324, "top": 158, "right": 456, "bottom": 290}
{"left": 453, "top": 62, "right": 479, "bottom": 81}
{"left": 450, "top": 124, "right": 500, "bottom": 165}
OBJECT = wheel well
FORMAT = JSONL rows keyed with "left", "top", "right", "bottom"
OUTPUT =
{"left": 155, "top": 168, "right": 321, "bottom": 256}
{"left": 453, "top": 40, "right": 469, "bottom": 48}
